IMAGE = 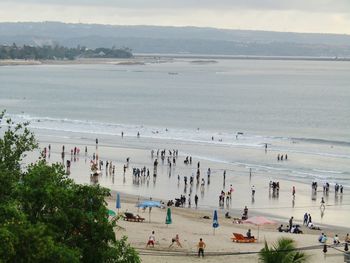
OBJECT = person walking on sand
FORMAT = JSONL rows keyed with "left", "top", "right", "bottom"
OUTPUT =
{"left": 197, "top": 238, "right": 206, "bottom": 258}
{"left": 320, "top": 197, "right": 326, "bottom": 211}
{"left": 146, "top": 231, "right": 156, "bottom": 248}
{"left": 195, "top": 194, "right": 199, "bottom": 208}
{"left": 292, "top": 186, "right": 296, "bottom": 197}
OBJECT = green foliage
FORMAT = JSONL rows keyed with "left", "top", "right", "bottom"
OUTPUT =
{"left": 0, "top": 44, "right": 132, "bottom": 60}
{"left": 259, "top": 237, "right": 309, "bottom": 263}
{"left": 0, "top": 113, "right": 140, "bottom": 263}
{"left": 0, "top": 110, "right": 37, "bottom": 201}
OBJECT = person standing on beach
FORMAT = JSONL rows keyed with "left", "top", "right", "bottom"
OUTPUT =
{"left": 289, "top": 216, "right": 294, "bottom": 232}
{"left": 146, "top": 231, "right": 156, "bottom": 248}
{"left": 292, "top": 186, "right": 296, "bottom": 197}
{"left": 197, "top": 238, "right": 206, "bottom": 258}
{"left": 251, "top": 185, "right": 255, "bottom": 196}
{"left": 303, "top": 213, "right": 308, "bottom": 225}
{"left": 307, "top": 214, "right": 312, "bottom": 225}
{"left": 195, "top": 194, "right": 198, "bottom": 208}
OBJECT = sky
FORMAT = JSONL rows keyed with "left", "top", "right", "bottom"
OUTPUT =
{"left": 1, "top": 0, "right": 350, "bottom": 34}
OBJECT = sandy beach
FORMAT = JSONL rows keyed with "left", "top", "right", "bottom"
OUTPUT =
{"left": 107, "top": 193, "right": 347, "bottom": 263}
{"left": 23, "top": 131, "right": 349, "bottom": 262}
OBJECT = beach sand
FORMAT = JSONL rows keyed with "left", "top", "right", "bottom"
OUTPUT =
{"left": 107, "top": 194, "right": 346, "bottom": 263}
{"left": 24, "top": 133, "right": 349, "bottom": 262}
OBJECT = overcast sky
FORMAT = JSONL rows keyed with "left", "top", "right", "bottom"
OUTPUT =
{"left": 1, "top": 0, "right": 350, "bottom": 34}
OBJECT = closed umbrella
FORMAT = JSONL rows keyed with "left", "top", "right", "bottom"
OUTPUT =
{"left": 244, "top": 216, "right": 276, "bottom": 241}
{"left": 136, "top": 200, "right": 163, "bottom": 222}
{"left": 165, "top": 207, "right": 172, "bottom": 227}
{"left": 116, "top": 193, "right": 121, "bottom": 213}
{"left": 213, "top": 210, "right": 219, "bottom": 235}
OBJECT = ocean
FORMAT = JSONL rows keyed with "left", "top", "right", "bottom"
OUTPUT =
{"left": 1, "top": 58, "right": 349, "bottom": 188}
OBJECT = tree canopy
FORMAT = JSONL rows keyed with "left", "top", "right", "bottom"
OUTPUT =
{"left": 0, "top": 43, "right": 132, "bottom": 60}
{"left": 0, "top": 111, "right": 140, "bottom": 263}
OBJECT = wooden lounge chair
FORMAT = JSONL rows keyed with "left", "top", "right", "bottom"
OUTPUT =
{"left": 231, "top": 233, "right": 257, "bottom": 243}
{"left": 123, "top": 212, "right": 145, "bottom": 222}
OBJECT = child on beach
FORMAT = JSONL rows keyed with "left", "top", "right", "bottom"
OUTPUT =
{"left": 146, "top": 231, "right": 156, "bottom": 248}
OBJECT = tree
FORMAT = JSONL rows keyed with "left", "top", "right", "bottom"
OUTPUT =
{"left": 259, "top": 237, "right": 309, "bottom": 263}
{"left": 0, "top": 112, "right": 140, "bottom": 263}
{"left": 0, "top": 110, "right": 37, "bottom": 201}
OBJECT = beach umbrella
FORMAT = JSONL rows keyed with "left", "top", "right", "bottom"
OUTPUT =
{"left": 136, "top": 200, "right": 163, "bottom": 222}
{"left": 165, "top": 207, "right": 172, "bottom": 226}
{"left": 244, "top": 216, "right": 276, "bottom": 241}
{"left": 108, "top": 209, "right": 116, "bottom": 217}
{"left": 116, "top": 193, "right": 121, "bottom": 212}
{"left": 213, "top": 210, "right": 219, "bottom": 235}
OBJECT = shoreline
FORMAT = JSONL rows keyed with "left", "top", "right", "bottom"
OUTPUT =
{"left": 1, "top": 53, "right": 350, "bottom": 67}
{"left": 27, "top": 133, "right": 350, "bottom": 231}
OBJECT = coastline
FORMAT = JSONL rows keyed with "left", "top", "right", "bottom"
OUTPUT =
{"left": 1, "top": 53, "right": 350, "bottom": 67}
{"left": 28, "top": 133, "right": 350, "bottom": 231}
{"left": 22, "top": 136, "right": 350, "bottom": 262}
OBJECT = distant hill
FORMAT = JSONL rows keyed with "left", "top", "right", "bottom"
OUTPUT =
{"left": 1, "top": 21, "right": 350, "bottom": 57}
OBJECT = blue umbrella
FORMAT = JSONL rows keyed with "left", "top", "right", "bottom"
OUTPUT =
{"left": 136, "top": 201, "right": 162, "bottom": 208}
{"left": 136, "top": 200, "right": 163, "bottom": 222}
{"left": 213, "top": 210, "right": 219, "bottom": 235}
{"left": 116, "top": 193, "right": 121, "bottom": 212}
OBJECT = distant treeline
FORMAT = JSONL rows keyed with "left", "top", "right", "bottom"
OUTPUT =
{"left": 0, "top": 43, "right": 133, "bottom": 60}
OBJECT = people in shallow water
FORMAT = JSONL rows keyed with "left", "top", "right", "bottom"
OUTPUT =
{"left": 277, "top": 154, "right": 288, "bottom": 161}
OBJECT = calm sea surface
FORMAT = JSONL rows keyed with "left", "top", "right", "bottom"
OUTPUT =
{"left": 1, "top": 59, "right": 349, "bottom": 187}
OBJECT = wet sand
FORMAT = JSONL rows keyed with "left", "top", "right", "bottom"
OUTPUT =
{"left": 21, "top": 131, "right": 349, "bottom": 262}
{"left": 29, "top": 132, "right": 350, "bottom": 230}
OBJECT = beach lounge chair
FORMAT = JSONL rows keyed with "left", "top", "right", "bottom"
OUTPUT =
{"left": 231, "top": 233, "right": 257, "bottom": 243}
{"left": 124, "top": 212, "right": 145, "bottom": 222}
{"left": 135, "top": 214, "right": 145, "bottom": 222}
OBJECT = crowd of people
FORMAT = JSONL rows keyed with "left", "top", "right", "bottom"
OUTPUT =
{"left": 42, "top": 138, "right": 348, "bottom": 258}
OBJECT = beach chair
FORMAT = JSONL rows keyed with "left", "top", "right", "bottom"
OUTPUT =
{"left": 135, "top": 214, "right": 145, "bottom": 222}
{"left": 123, "top": 212, "right": 145, "bottom": 222}
{"left": 231, "top": 233, "right": 257, "bottom": 243}
{"left": 124, "top": 212, "right": 138, "bottom": 222}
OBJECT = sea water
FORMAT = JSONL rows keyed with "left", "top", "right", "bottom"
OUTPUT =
{"left": 0, "top": 58, "right": 349, "bottom": 188}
